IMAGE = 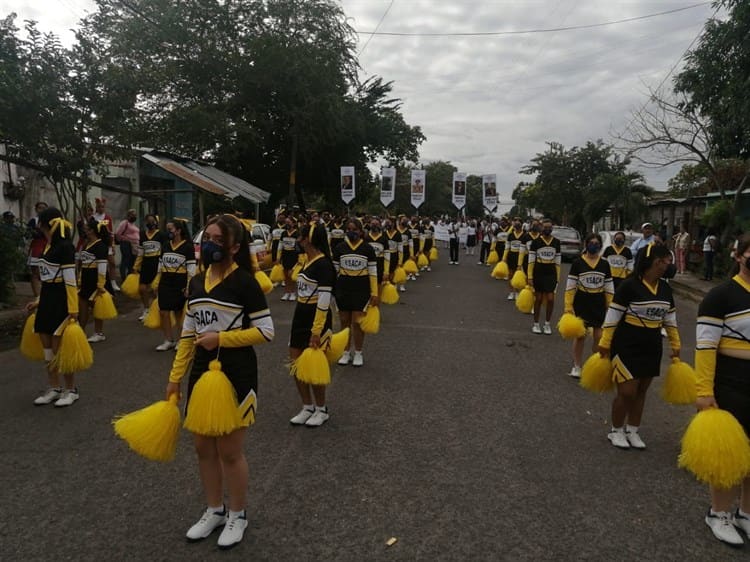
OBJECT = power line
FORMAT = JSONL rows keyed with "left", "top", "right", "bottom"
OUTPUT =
{"left": 358, "top": 0, "right": 395, "bottom": 57}
{"left": 355, "top": 2, "right": 711, "bottom": 37}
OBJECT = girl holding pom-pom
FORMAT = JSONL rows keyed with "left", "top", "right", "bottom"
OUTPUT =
{"left": 598, "top": 243, "right": 679, "bottom": 450}
{"left": 527, "top": 218, "right": 561, "bottom": 335}
{"left": 133, "top": 214, "right": 165, "bottom": 321}
{"left": 501, "top": 217, "right": 527, "bottom": 301}
{"left": 25, "top": 208, "right": 80, "bottom": 407}
{"left": 288, "top": 222, "right": 337, "bottom": 427}
{"left": 694, "top": 234, "right": 750, "bottom": 546}
{"left": 77, "top": 217, "right": 114, "bottom": 344}
{"left": 165, "top": 214, "right": 274, "bottom": 549}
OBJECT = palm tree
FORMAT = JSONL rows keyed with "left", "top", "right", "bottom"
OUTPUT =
{"left": 612, "top": 171, "right": 653, "bottom": 230}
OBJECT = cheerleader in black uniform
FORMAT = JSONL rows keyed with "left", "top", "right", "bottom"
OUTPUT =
{"left": 564, "top": 233, "right": 614, "bottom": 378}
{"left": 527, "top": 219, "right": 561, "bottom": 335}
{"left": 333, "top": 218, "right": 378, "bottom": 367}
{"left": 134, "top": 214, "right": 166, "bottom": 321}
{"left": 328, "top": 216, "right": 346, "bottom": 248}
{"left": 384, "top": 219, "right": 403, "bottom": 284}
{"left": 694, "top": 235, "right": 750, "bottom": 546}
{"left": 165, "top": 214, "right": 274, "bottom": 548}
{"left": 602, "top": 232, "right": 634, "bottom": 291}
{"left": 289, "top": 223, "right": 337, "bottom": 427}
{"left": 270, "top": 213, "right": 286, "bottom": 270}
{"left": 501, "top": 217, "right": 527, "bottom": 301}
{"left": 397, "top": 217, "right": 412, "bottom": 287}
{"left": 156, "top": 219, "right": 196, "bottom": 351}
{"left": 495, "top": 217, "right": 510, "bottom": 261}
{"left": 280, "top": 218, "right": 299, "bottom": 301}
{"left": 78, "top": 217, "right": 113, "bottom": 343}
{"left": 522, "top": 220, "right": 540, "bottom": 272}
{"left": 598, "top": 243, "right": 679, "bottom": 450}
{"left": 25, "top": 208, "right": 80, "bottom": 407}
{"left": 409, "top": 218, "right": 421, "bottom": 279}
{"left": 422, "top": 219, "right": 435, "bottom": 271}
{"left": 365, "top": 217, "right": 387, "bottom": 284}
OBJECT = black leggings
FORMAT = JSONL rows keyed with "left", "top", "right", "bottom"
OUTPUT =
{"left": 479, "top": 241, "right": 490, "bottom": 263}
{"left": 449, "top": 238, "right": 459, "bottom": 262}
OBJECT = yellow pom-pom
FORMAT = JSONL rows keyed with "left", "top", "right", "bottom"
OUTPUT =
{"left": 270, "top": 263, "right": 285, "bottom": 283}
{"left": 20, "top": 313, "right": 44, "bottom": 361}
{"left": 417, "top": 254, "right": 429, "bottom": 268}
{"left": 291, "top": 348, "right": 331, "bottom": 385}
{"left": 291, "top": 262, "right": 303, "bottom": 282}
{"left": 679, "top": 409, "right": 750, "bottom": 489}
{"left": 325, "top": 328, "right": 350, "bottom": 363}
{"left": 515, "top": 287, "right": 534, "bottom": 314}
{"left": 558, "top": 313, "right": 586, "bottom": 339}
{"left": 393, "top": 266, "right": 407, "bottom": 284}
{"left": 121, "top": 273, "right": 140, "bottom": 299}
{"left": 183, "top": 360, "right": 241, "bottom": 436}
{"left": 429, "top": 247, "right": 438, "bottom": 261}
{"left": 403, "top": 259, "right": 418, "bottom": 275}
{"left": 53, "top": 320, "right": 93, "bottom": 373}
{"left": 93, "top": 291, "right": 118, "bottom": 320}
{"left": 661, "top": 358, "right": 698, "bottom": 405}
{"left": 113, "top": 395, "right": 181, "bottom": 462}
{"left": 359, "top": 306, "right": 380, "bottom": 334}
{"left": 380, "top": 282, "right": 400, "bottom": 305}
{"left": 254, "top": 270, "right": 273, "bottom": 294}
{"left": 143, "top": 299, "right": 161, "bottom": 329}
{"left": 491, "top": 261, "right": 509, "bottom": 279}
{"left": 150, "top": 273, "right": 161, "bottom": 290}
{"left": 580, "top": 353, "right": 614, "bottom": 393}
{"left": 511, "top": 270, "right": 527, "bottom": 290}
{"left": 487, "top": 250, "right": 499, "bottom": 265}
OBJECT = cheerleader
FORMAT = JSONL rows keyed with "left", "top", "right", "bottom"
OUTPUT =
{"left": 24, "top": 208, "right": 80, "bottom": 407}
{"left": 501, "top": 217, "right": 527, "bottom": 300}
{"left": 384, "top": 218, "right": 403, "bottom": 282}
{"left": 602, "top": 231, "right": 634, "bottom": 291}
{"left": 422, "top": 218, "right": 435, "bottom": 271}
{"left": 397, "top": 217, "right": 412, "bottom": 287}
{"left": 598, "top": 244, "right": 679, "bottom": 449}
{"left": 365, "top": 218, "right": 387, "bottom": 284}
{"left": 165, "top": 214, "right": 274, "bottom": 548}
{"left": 333, "top": 218, "right": 378, "bottom": 367}
{"left": 494, "top": 217, "right": 509, "bottom": 262}
{"left": 694, "top": 235, "right": 750, "bottom": 546}
{"left": 522, "top": 219, "right": 541, "bottom": 272}
{"left": 156, "top": 219, "right": 196, "bottom": 351}
{"left": 269, "top": 213, "right": 286, "bottom": 273}
{"left": 77, "top": 217, "right": 113, "bottom": 343}
{"left": 408, "top": 218, "right": 421, "bottom": 279}
{"left": 133, "top": 214, "right": 166, "bottom": 321}
{"left": 527, "top": 219, "right": 561, "bottom": 335}
{"left": 280, "top": 218, "right": 300, "bottom": 301}
{"left": 289, "top": 222, "right": 337, "bottom": 427}
{"left": 564, "top": 233, "right": 614, "bottom": 378}
{"left": 328, "top": 215, "right": 346, "bottom": 248}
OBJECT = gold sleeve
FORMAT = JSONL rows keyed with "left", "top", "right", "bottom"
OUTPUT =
{"left": 666, "top": 326, "right": 680, "bottom": 352}
{"left": 311, "top": 308, "right": 328, "bottom": 336}
{"left": 168, "top": 337, "right": 196, "bottom": 383}
{"left": 695, "top": 348, "right": 716, "bottom": 397}
{"left": 219, "top": 327, "right": 271, "bottom": 348}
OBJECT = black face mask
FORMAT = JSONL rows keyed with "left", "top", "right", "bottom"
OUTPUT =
{"left": 167, "top": 231, "right": 175, "bottom": 240}
{"left": 371, "top": 226, "right": 381, "bottom": 233}
{"left": 531, "top": 226, "right": 540, "bottom": 233}
{"left": 542, "top": 228, "right": 552, "bottom": 236}
{"left": 614, "top": 239, "right": 625, "bottom": 247}
{"left": 663, "top": 263, "right": 677, "bottom": 279}
{"left": 127, "top": 216, "right": 136, "bottom": 223}
{"left": 147, "top": 222, "right": 157, "bottom": 230}
{"left": 201, "top": 241, "right": 224, "bottom": 266}
{"left": 346, "top": 231, "right": 360, "bottom": 242}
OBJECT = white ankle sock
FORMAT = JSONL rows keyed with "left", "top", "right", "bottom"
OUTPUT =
{"left": 626, "top": 424, "right": 639, "bottom": 433}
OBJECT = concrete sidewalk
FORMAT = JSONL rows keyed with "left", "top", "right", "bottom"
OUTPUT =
{"left": 669, "top": 271, "right": 721, "bottom": 302}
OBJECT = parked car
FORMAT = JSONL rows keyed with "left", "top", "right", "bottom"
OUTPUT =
{"left": 599, "top": 231, "right": 642, "bottom": 252}
{"left": 194, "top": 220, "right": 272, "bottom": 269}
{"left": 552, "top": 226, "right": 582, "bottom": 261}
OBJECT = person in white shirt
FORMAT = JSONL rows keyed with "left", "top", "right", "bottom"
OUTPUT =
{"left": 631, "top": 222, "right": 656, "bottom": 255}
{"left": 701, "top": 229, "right": 718, "bottom": 281}
{"left": 466, "top": 221, "right": 477, "bottom": 256}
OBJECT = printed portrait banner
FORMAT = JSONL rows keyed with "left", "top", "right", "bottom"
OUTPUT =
{"left": 410, "top": 169, "right": 426, "bottom": 209}
{"left": 482, "top": 174, "right": 498, "bottom": 210}
{"left": 380, "top": 167, "right": 396, "bottom": 207}
{"left": 340, "top": 166, "right": 355, "bottom": 204}
{"left": 452, "top": 172, "right": 467, "bottom": 210}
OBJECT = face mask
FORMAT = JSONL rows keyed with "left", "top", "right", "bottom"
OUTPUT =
{"left": 542, "top": 228, "right": 552, "bottom": 236}
{"left": 586, "top": 243, "right": 601, "bottom": 254}
{"left": 201, "top": 241, "right": 224, "bottom": 265}
{"left": 147, "top": 222, "right": 157, "bottom": 230}
{"left": 531, "top": 225, "right": 540, "bottom": 233}
{"left": 513, "top": 223, "right": 521, "bottom": 230}
{"left": 614, "top": 239, "right": 625, "bottom": 247}
{"left": 167, "top": 231, "right": 175, "bottom": 240}
{"left": 127, "top": 216, "right": 136, "bottom": 223}
{"left": 384, "top": 223, "right": 392, "bottom": 230}
{"left": 345, "top": 231, "right": 360, "bottom": 242}
{"left": 663, "top": 263, "right": 677, "bottom": 279}
{"left": 371, "top": 226, "right": 381, "bottom": 233}
{"left": 286, "top": 224, "right": 293, "bottom": 230}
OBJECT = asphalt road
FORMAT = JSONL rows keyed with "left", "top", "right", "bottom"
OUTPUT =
{"left": 0, "top": 252, "right": 745, "bottom": 561}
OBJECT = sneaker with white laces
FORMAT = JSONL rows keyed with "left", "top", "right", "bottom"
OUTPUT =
{"left": 352, "top": 351, "right": 364, "bottom": 367}
{"left": 543, "top": 323, "right": 552, "bottom": 335}
{"left": 532, "top": 323, "right": 542, "bottom": 334}
{"left": 626, "top": 429, "right": 646, "bottom": 449}
{"left": 305, "top": 407, "right": 330, "bottom": 427}
{"left": 568, "top": 366, "right": 581, "bottom": 379}
{"left": 155, "top": 340, "right": 175, "bottom": 352}
{"left": 507, "top": 293, "right": 514, "bottom": 301}
{"left": 87, "top": 333, "right": 106, "bottom": 343}
{"left": 217, "top": 512, "right": 248, "bottom": 550}
{"left": 734, "top": 509, "right": 750, "bottom": 536}
{"left": 34, "top": 387, "right": 62, "bottom": 406}
{"left": 607, "top": 429, "right": 630, "bottom": 449}
{"left": 290, "top": 407, "right": 315, "bottom": 425}
{"left": 186, "top": 507, "right": 227, "bottom": 542}
{"left": 705, "top": 510, "right": 744, "bottom": 546}
{"left": 337, "top": 350, "right": 351, "bottom": 366}
{"left": 54, "top": 388, "right": 79, "bottom": 408}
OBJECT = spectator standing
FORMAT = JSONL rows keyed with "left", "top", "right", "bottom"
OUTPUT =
{"left": 466, "top": 220, "right": 477, "bottom": 256}
{"left": 672, "top": 225, "right": 691, "bottom": 275}
{"left": 701, "top": 229, "right": 718, "bottom": 281}
{"left": 448, "top": 220, "right": 460, "bottom": 264}
{"left": 115, "top": 209, "right": 140, "bottom": 280}
{"left": 26, "top": 201, "right": 48, "bottom": 297}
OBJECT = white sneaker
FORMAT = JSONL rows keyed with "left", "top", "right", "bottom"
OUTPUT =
{"left": 543, "top": 323, "right": 552, "bottom": 335}
{"left": 568, "top": 366, "right": 581, "bottom": 379}
{"left": 305, "top": 407, "right": 330, "bottom": 427}
{"left": 398, "top": 285, "right": 406, "bottom": 292}
{"left": 426, "top": 266, "right": 432, "bottom": 272}
{"left": 54, "top": 388, "right": 79, "bottom": 408}
{"left": 111, "top": 281, "right": 121, "bottom": 292}
{"left": 155, "top": 340, "right": 175, "bottom": 351}
{"left": 290, "top": 292, "right": 297, "bottom": 300}
{"left": 352, "top": 351, "right": 364, "bottom": 367}
{"left": 217, "top": 512, "right": 248, "bottom": 549}
{"left": 290, "top": 407, "right": 315, "bottom": 425}
{"left": 607, "top": 429, "right": 630, "bottom": 449}
{"left": 734, "top": 509, "right": 750, "bottom": 536}
{"left": 186, "top": 507, "right": 227, "bottom": 542}
{"left": 280, "top": 293, "right": 289, "bottom": 301}
{"left": 705, "top": 510, "right": 744, "bottom": 546}
{"left": 138, "top": 311, "right": 146, "bottom": 321}
{"left": 626, "top": 429, "right": 646, "bottom": 449}
{"left": 87, "top": 333, "right": 106, "bottom": 343}
{"left": 337, "top": 350, "right": 351, "bottom": 366}
{"left": 34, "top": 387, "right": 62, "bottom": 406}
{"left": 532, "top": 323, "right": 542, "bottom": 334}
{"left": 507, "top": 293, "right": 514, "bottom": 301}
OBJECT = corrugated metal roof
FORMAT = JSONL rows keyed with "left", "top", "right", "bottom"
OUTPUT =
{"left": 182, "top": 161, "right": 271, "bottom": 204}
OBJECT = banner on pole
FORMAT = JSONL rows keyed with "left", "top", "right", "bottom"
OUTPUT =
{"left": 452, "top": 172, "right": 467, "bottom": 210}
{"left": 380, "top": 167, "right": 396, "bottom": 207}
{"left": 340, "top": 166, "right": 355, "bottom": 204}
{"left": 410, "top": 169, "right": 426, "bottom": 209}
{"left": 482, "top": 174, "right": 498, "bottom": 211}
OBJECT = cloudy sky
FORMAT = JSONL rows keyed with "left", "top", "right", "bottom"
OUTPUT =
{"left": 1, "top": 0, "right": 719, "bottom": 201}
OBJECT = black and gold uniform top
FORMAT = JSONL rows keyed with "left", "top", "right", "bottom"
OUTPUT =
{"left": 296, "top": 254, "right": 337, "bottom": 336}
{"left": 332, "top": 238, "right": 378, "bottom": 297}
{"left": 135, "top": 229, "right": 166, "bottom": 269}
{"left": 602, "top": 245, "right": 634, "bottom": 280}
{"left": 385, "top": 229, "right": 403, "bottom": 265}
{"left": 696, "top": 275, "right": 750, "bottom": 396}
{"left": 160, "top": 239, "right": 197, "bottom": 287}
{"left": 409, "top": 224, "right": 421, "bottom": 253}
{"left": 329, "top": 221, "right": 345, "bottom": 244}
{"left": 365, "top": 231, "right": 386, "bottom": 259}
{"left": 599, "top": 276, "right": 680, "bottom": 350}
{"left": 271, "top": 222, "right": 285, "bottom": 261}
{"left": 502, "top": 228, "right": 527, "bottom": 261}
{"left": 281, "top": 227, "right": 299, "bottom": 253}
{"left": 527, "top": 235, "right": 561, "bottom": 280}
{"left": 40, "top": 239, "right": 78, "bottom": 314}
{"left": 79, "top": 239, "right": 108, "bottom": 289}
{"left": 496, "top": 225, "right": 510, "bottom": 248}
{"left": 168, "top": 263, "right": 274, "bottom": 383}
{"left": 397, "top": 226, "right": 411, "bottom": 257}
{"left": 565, "top": 255, "right": 614, "bottom": 310}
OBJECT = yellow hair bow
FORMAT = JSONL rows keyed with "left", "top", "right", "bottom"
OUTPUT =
{"left": 49, "top": 217, "right": 72, "bottom": 238}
